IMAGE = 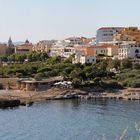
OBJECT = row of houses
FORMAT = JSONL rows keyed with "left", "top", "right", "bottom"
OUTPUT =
{"left": 0, "top": 39, "right": 34, "bottom": 56}
{"left": 47, "top": 27, "right": 140, "bottom": 64}
{"left": 0, "top": 27, "right": 140, "bottom": 64}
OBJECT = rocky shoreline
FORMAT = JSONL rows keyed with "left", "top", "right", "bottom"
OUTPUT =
{"left": 0, "top": 87, "right": 140, "bottom": 108}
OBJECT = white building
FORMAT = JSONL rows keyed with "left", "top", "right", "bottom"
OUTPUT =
{"left": 118, "top": 41, "right": 140, "bottom": 60}
{"left": 65, "top": 37, "right": 83, "bottom": 46}
{"left": 73, "top": 54, "right": 96, "bottom": 64}
{"left": 50, "top": 40, "right": 75, "bottom": 58}
{"left": 96, "top": 27, "right": 124, "bottom": 44}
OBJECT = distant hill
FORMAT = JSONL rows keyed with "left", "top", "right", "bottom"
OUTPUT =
{"left": 13, "top": 42, "right": 24, "bottom": 46}
{"left": 0, "top": 41, "right": 24, "bottom": 46}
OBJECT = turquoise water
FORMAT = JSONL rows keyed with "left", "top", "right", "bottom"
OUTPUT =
{"left": 0, "top": 100, "right": 140, "bottom": 140}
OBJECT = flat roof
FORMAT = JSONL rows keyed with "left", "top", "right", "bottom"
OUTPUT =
{"left": 17, "top": 76, "right": 63, "bottom": 84}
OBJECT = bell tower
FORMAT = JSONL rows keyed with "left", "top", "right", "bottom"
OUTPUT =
{"left": 8, "top": 37, "right": 13, "bottom": 47}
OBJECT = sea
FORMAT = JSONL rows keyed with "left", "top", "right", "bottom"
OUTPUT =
{"left": 0, "top": 99, "right": 140, "bottom": 140}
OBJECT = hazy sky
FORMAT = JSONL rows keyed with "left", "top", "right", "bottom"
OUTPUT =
{"left": 0, "top": 0, "right": 139, "bottom": 43}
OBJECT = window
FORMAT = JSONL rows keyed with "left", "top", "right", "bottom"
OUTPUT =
{"left": 135, "top": 49, "right": 139, "bottom": 54}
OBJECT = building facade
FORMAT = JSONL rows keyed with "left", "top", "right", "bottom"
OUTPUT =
{"left": 96, "top": 27, "right": 124, "bottom": 44}
{"left": 118, "top": 42, "right": 140, "bottom": 60}
{"left": 15, "top": 40, "right": 33, "bottom": 54}
{"left": 73, "top": 54, "right": 96, "bottom": 64}
{"left": 0, "top": 44, "right": 8, "bottom": 55}
{"left": 33, "top": 40, "right": 54, "bottom": 53}
{"left": 50, "top": 40, "right": 76, "bottom": 58}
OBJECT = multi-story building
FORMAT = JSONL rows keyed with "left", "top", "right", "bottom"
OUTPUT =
{"left": 65, "top": 37, "right": 84, "bottom": 46}
{"left": 50, "top": 40, "right": 75, "bottom": 58}
{"left": 50, "top": 40, "right": 68, "bottom": 57}
{"left": 88, "top": 44, "right": 118, "bottom": 57}
{"left": 33, "top": 40, "right": 50, "bottom": 53}
{"left": 96, "top": 27, "right": 124, "bottom": 44}
{"left": 73, "top": 54, "right": 96, "bottom": 64}
{"left": 74, "top": 44, "right": 118, "bottom": 63}
{"left": 49, "top": 37, "right": 94, "bottom": 58}
{"left": 15, "top": 40, "right": 33, "bottom": 54}
{"left": 75, "top": 45, "right": 95, "bottom": 56}
{"left": 74, "top": 45, "right": 97, "bottom": 64}
{"left": 0, "top": 44, "right": 8, "bottom": 55}
{"left": 118, "top": 41, "right": 140, "bottom": 60}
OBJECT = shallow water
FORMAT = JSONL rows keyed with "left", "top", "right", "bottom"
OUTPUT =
{"left": 0, "top": 99, "right": 140, "bottom": 140}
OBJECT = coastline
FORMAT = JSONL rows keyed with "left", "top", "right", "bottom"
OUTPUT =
{"left": 0, "top": 87, "right": 140, "bottom": 108}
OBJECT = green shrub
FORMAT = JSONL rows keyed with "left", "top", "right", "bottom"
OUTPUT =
{"left": 121, "top": 59, "right": 132, "bottom": 69}
{"left": 72, "top": 78, "right": 82, "bottom": 88}
{"left": 130, "top": 80, "right": 140, "bottom": 88}
{"left": 34, "top": 73, "right": 46, "bottom": 79}
{"left": 16, "top": 72, "right": 23, "bottom": 78}
{"left": 133, "top": 63, "right": 140, "bottom": 70}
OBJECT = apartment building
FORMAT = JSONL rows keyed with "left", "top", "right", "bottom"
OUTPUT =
{"left": 93, "top": 44, "right": 118, "bottom": 57}
{"left": 118, "top": 41, "right": 140, "bottom": 60}
{"left": 96, "top": 27, "right": 124, "bottom": 44}
{"left": 33, "top": 40, "right": 50, "bottom": 53}
{"left": 50, "top": 40, "right": 75, "bottom": 58}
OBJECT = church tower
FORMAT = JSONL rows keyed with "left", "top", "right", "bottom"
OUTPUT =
{"left": 8, "top": 37, "right": 13, "bottom": 47}
{"left": 25, "top": 39, "right": 30, "bottom": 44}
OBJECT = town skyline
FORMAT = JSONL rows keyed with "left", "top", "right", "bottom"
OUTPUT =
{"left": 0, "top": 0, "right": 140, "bottom": 42}
{"left": 0, "top": 26, "right": 140, "bottom": 44}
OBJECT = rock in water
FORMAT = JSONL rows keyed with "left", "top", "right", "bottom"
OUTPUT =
{"left": 0, "top": 100, "right": 21, "bottom": 108}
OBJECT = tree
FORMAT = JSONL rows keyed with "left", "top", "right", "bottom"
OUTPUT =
{"left": 34, "top": 72, "right": 46, "bottom": 79}
{"left": 72, "top": 78, "right": 82, "bottom": 87}
{"left": 133, "top": 63, "right": 140, "bottom": 70}
{"left": 40, "top": 52, "right": 49, "bottom": 61}
{"left": 47, "top": 56, "right": 61, "bottom": 64}
{"left": 69, "top": 68, "right": 82, "bottom": 80}
{"left": 15, "top": 54, "right": 26, "bottom": 62}
{"left": 0, "top": 55, "right": 8, "bottom": 62}
{"left": 6, "top": 47, "right": 14, "bottom": 55}
{"left": 108, "top": 59, "right": 120, "bottom": 70}
{"left": 7, "top": 54, "right": 16, "bottom": 62}
{"left": 98, "top": 59, "right": 109, "bottom": 71}
{"left": 121, "top": 59, "right": 132, "bottom": 69}
{"left": 93, "top": 77, "right": 101, "bottom": 85}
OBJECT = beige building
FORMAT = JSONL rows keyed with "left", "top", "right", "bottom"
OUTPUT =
{"left": 33, "top": 40, "right": 51, "bottom": 53}
{"left": 0, "top": 44, "right": 8, "bottom": 55}
{"left": 15, "top": 40, "right": 33, "bottom": 54}
{"left": 93, "top": 44, "right": 118, "bottom": 57}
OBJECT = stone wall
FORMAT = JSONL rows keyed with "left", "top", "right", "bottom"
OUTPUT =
{"left": 0, "top": 78, "right": 18, "bottom": 89}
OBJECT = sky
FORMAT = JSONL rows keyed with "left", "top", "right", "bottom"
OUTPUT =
{"left": 0, "top": 0, "right": 139, "bottom": 43}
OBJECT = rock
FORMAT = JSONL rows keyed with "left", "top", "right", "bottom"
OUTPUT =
{"left": 54, "top": 95, "right": 64, "bottom": 100}
{"left": 0, "top": 100, "right": 21, "bottom": 108}
{"left": 27, "top": 101, "right": 34, "bottom": 107}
